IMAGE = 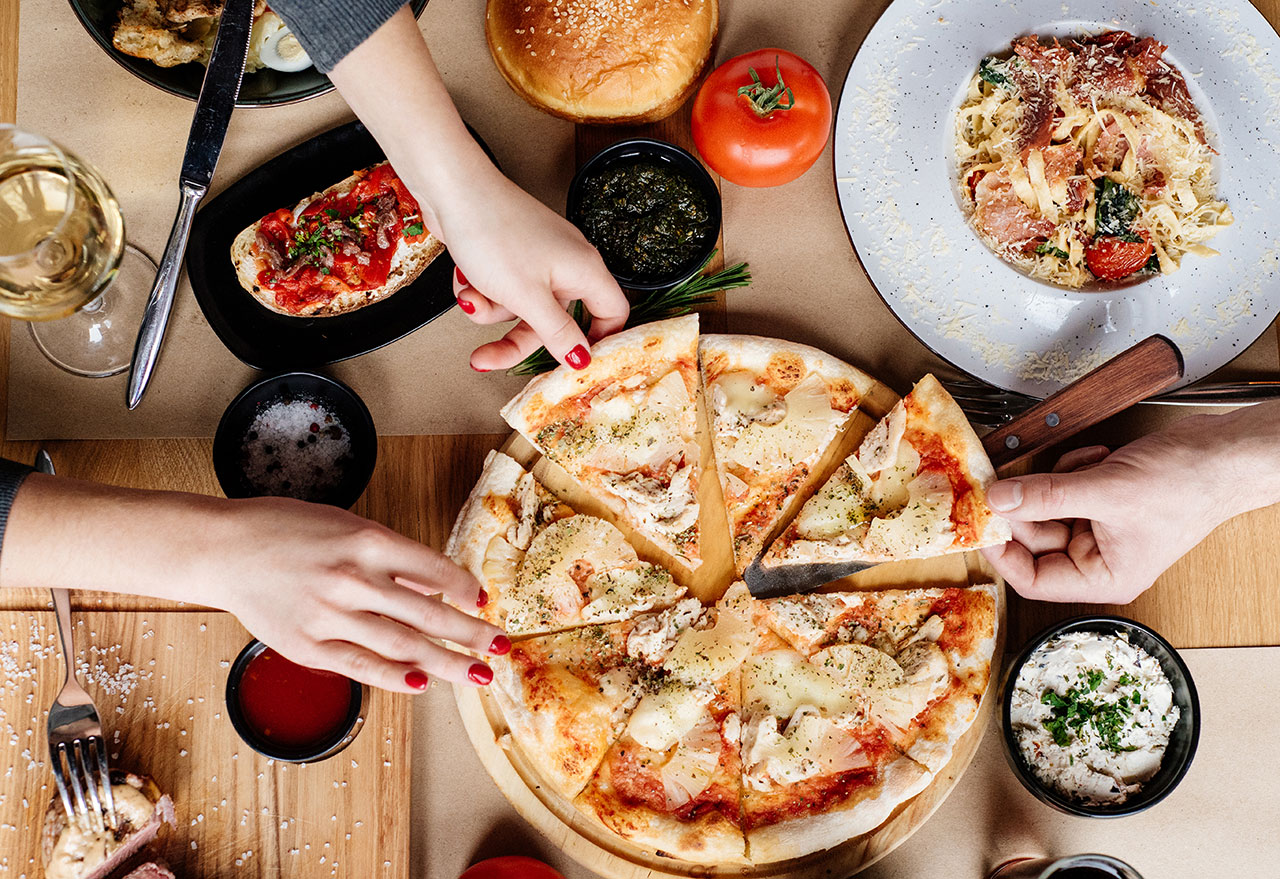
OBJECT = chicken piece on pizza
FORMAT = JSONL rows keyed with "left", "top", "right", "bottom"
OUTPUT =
{"left": 501, "top": 315, "right": 704, "bottom": 569}
{"left": 739, "top": 619, "right": 932, "bottom": 862}
{"left": 446, "top": 451, "right": 686, "bottom": 636}
{"left": 575, "top": 583, "right": 756, "bottom": 863}
{"left": 490, "top": 599, "right": 705, "bottom": 800}
{"left": 699, "top": 335, "right": 875, "bottom": 575}
{"left": 756, "top": 584, "right": 999, "bottom": 774}
{"left": 762, "top": 374, "right": 1011, "bottom": 569}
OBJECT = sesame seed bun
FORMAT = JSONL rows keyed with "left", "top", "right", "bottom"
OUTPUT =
{"left": 485, "top": 0, "right": 719, "bottom": 124}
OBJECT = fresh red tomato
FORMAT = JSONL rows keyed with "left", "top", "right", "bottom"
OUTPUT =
{"left": 691, "top": 48, "right": 832, "bottom": 187}
{"left": 458, "top": 856, "right": 565, "bottom": 879}
{"left": 1085, "top": 233, "right": 1154, "bottom": 280}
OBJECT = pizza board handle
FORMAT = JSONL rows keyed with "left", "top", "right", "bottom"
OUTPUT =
{"left": 982, "top": 335, "right": 1185, "bottom": 471}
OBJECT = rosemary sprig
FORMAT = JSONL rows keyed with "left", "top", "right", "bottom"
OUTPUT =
{"left": 507, "top": 251, "right": 751, "bottom": 376}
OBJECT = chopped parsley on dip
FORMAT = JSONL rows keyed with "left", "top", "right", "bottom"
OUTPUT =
{"left": 1010, "top": 632, "right": 1179, "bottom": 805}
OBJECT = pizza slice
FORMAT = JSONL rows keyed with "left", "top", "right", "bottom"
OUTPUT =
{"left": 575, "top": 583, "right": 756, "bottom": 863}
{"left": 501, "top": 315, "right": 704, "bottom": 568}
{"left": 756, "top": 584, "right": 998, "bottom": 773}
{"left": 446, "top": 451, "right": 685, "bottom": 636}
{"left": 762, "top": 374, "right": 1011, "bottom": 568}
{"left": 490, "top": 599, "right": 704, "bottom": 800}
{"left": 699, "top": 335, "right": 875, "bottom": 574}
{"left": 739, "top": 622, "right": 932, "bottom": 862}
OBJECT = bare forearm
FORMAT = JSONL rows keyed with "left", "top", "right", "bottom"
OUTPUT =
{"left": 1201, "top": 400, "right": 1280, "bottom": 519}
{"left": 0, "top": 474, "right": 222, "bottom": 601}
{"left": 327, "top": 7, "right": 496, "bottom": 229}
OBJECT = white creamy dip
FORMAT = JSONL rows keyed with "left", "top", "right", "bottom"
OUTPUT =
{"left": 1010, "top": 631, "right": 1179, "bottom": 805}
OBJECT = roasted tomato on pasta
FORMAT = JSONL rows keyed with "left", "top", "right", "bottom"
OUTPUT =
{"left": 955, "top": 31, "right": 1232, "bottom": 288}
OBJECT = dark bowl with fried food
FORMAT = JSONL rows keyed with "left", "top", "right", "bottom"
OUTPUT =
{"left": 66, "top": 0, "right": 427, "bottom": 107}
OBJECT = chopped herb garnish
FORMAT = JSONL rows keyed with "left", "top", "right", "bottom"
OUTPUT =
{"left": 1035, "top": 243, "right": 1070, "bottom": 260}
{"left": 1094, "top": 178, "right": 1142, "bottom": 238}
{"left": 403, "top": 222, "right": 424, "bottom": 237}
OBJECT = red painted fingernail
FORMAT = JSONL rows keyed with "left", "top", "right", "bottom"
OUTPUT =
{"left": 471, "top": 362, "right": 491, "bottom": 373}
{"left": 456, "top": 297, "right": 475, "bottom": 314}
{"left": 565, "top": 345, "right": 591, "bottom": 370}
{"left": 405, "top": 670, "right": 429, "bottom": 691}
{"left": 455, "top": 267, "right": 469, "bottom": 287}
{"left": 489, "top": 635, "right": 511, "bottom": 656}
{"left": 476, "top": 588, "right": 489, "bottom": 608}
{"left": 468, "top": 663, "right": 494, "bottom": 686}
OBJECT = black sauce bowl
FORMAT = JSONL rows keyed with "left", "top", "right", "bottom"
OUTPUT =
{"left": 1000, "top": 615, "right": 1200, "bottom": 817}
{"left": 66, "top": 0, "right": 427, "bottom": 107}
{"left": 213, "top": 371, "right": 377, "bottom": 509}
{"left": 225, "top": 639, "right": 366, "bottom": 763}
{"left": 567, "top": 138, "right": 722, "bottom": 292}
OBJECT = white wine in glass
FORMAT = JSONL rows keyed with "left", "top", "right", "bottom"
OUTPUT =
{"left": 0, "top": 124, "right": 156, "bottom": 377}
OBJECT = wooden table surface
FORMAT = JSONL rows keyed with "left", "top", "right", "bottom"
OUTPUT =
{"left": 2, "top": 1, "right": 1279, "bottom": 656}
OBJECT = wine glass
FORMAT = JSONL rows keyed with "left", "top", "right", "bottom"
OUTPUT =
{"left": 0, "top": 124, "right": 156, "bottom": 378}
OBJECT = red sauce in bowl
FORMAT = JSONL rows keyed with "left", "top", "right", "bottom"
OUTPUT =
{"left": 236, "top": 647, "right": 354, "bottom": 749}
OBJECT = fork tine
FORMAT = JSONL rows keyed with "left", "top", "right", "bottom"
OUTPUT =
{"left": 73, "top": 740, "right": 105, "bottom": 834}
{"left": 91, "top": 737, "right": 117, "bottom": 830}
{"left": 62, "top": 742, "right": 90, "bottom": 830}
{"left": 49, "top": 743, "right": 76, "bottom": 827}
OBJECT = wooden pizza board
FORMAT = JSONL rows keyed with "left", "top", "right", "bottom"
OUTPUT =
{"left": 451, "top": 374, "right": 1006, "bottom": 877}
{"left": 0, "top": 610, "right": 411, "bottom": 879}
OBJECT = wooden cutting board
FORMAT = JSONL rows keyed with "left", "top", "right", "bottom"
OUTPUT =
{"left": 0, "top": 610, "right": 411, "bottom": 879}
{"left": 453, "top": 378, "right": 1006, "bottom": 877}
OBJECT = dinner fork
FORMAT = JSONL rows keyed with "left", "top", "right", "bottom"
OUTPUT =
{"left": 41, "top": 450, "right": 117, "bottom": 833}
{"left": 942, "top": 378, "right": 1280, "bottom": 427}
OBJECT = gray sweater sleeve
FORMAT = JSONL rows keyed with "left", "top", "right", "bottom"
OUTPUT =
{"left": 269, "top": 0, "right": 411, "bottom": 74}
{"left": 0, "top": 458, "right": 33, "bottom": 560}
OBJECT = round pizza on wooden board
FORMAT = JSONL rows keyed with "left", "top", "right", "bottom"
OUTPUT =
{"left": 448, "top": 325, "right": 1006, "bottom": 878}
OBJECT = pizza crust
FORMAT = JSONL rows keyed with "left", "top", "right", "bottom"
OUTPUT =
{"left": 230, "top": 169, "right": 446, "bottom": 318}
{"left": 744, "top": 753, "right": 932, "bottom": 863}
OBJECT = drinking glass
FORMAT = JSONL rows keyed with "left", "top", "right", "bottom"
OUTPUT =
{"left": 987, "top": 853, "right": 1144, "bottom": 879}
{"left": 0, "top": 124, "right": 156, "bottom": 377}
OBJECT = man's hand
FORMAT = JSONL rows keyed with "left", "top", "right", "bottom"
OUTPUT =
{"left": 982, "top": 403, "right": 1280, "bottom": 604}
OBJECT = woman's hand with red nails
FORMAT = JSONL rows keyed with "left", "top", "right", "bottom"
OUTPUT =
{"left": 441, "top": 166, "right": 629, "bottom": 371}
{"left": 980, "top": 402, "right": 1280, "bottom": 604}
{"left": 1, "top": 476, "right": 509, "bottom": 696}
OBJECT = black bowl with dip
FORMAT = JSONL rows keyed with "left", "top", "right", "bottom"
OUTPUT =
{"left": 567, "top": 139, "right": 722, "bottom": 292}
{"left": 1000, "top": 615, "right": 1200, "bottom": 817}
{"left": 213, "top": 371, "right": 377, "bottom": 509}
{"left": 225, "top": 638, "right": 366, "bottom": 763}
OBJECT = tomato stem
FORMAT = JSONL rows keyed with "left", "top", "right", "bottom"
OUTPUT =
{"left": 738, "top": 56, "right": 795, "bottom": 117}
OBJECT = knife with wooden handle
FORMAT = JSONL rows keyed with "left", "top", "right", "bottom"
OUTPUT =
{"left": 982, "top": 335, "right": 1184, "bottom": 469}
{"left": 126, "top": 0, "right": 255, "bottom": 410}
{"left": 742, "top": 335, "right": 1185, "bottom": 598}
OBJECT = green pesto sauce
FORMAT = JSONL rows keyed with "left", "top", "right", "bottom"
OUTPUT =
{"left": 574, "top": 161, "right": 713, "bottom": 279}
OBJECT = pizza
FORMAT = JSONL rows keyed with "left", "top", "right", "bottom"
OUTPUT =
{"left": 446, "top": 451, "right": 685, "bottom": 636}
{"left": 575, "top": 584, "right": 755, "bottom": 862}
{"left": 457, "top": 333, "right": 1010, "bottom": 866}
{"left": 231, "top": 161, "right": 445, "bottom": 317}
{"left": 489, "top": 600, "right": 705, "bottom": 799}
{"left": 699, "top": 335, "right": 875, "bottom": 574}
{"left": 763, "top": 374, "right": 1011, "bottom": 568}
{"left": 501, "top": 315, "right": 704, "bottom": 569}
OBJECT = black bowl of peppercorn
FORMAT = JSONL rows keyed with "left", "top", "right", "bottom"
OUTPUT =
{"left": 213, "top": 371, "right": 377, "bottom": 509}
{"left": 567, "top": 139, "right": 722, "bottom": 292}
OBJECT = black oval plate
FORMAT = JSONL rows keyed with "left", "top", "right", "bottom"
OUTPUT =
{"left": 66, "top": 0, "right": 428, "bottom": 107}
{"left": 188, "top": 120, "right": 493, "bottom": 370}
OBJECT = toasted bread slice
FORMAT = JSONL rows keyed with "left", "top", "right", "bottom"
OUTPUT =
{"left": 230, "top": 168, "right": 446, "bottom": 318}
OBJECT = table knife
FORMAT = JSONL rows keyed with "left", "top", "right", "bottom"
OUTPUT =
{"left": 742, "top": 335, "right": 1185, "bottom": 598}
{"left": 126, "top": 0, "right": 255, "bottom": 410}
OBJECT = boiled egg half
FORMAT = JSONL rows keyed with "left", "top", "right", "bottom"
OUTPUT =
{"left": 250, "top": 11, "right": 313, "bottom": 73}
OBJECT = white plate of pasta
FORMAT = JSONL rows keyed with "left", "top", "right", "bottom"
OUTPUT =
{"left": 834, "top": 0, "right": 1280, "bottom": 395}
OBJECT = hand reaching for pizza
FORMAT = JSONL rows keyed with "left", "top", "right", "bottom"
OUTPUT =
{"left": 981, "top": 401, "right": 1280, "bottom": 604}
{"left": 442, "top": 165, "right": 630, "bottom": 372}
{"left": 1, "top": 477, "right": 509, "bottom": 695}
{"left": 326, "top": 8, "right": 629, "bottom": 374}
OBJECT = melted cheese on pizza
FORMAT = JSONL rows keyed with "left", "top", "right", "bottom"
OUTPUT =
{"left": 714, "top": 372, "right": 843, "bottom": 470}
{"left": 500, "top": 516, "right": 682, "bottom": 633}
{"left": 743, "top": 710, "right": 871, "bottom": 787}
